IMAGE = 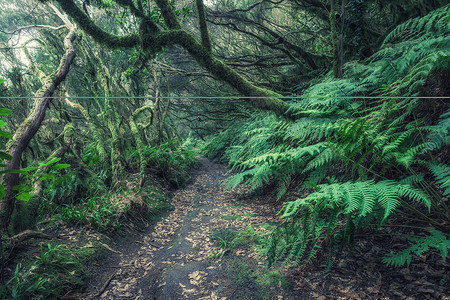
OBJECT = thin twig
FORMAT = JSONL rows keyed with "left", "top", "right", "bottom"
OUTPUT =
{"left": 95, "top": 273, "right": 117, "bottom": 298}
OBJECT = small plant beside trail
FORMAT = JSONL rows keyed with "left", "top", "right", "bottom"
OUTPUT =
{"left": 1, "top": 239, "right": 105, "bottom": 299}
{"left": 41, "top": 181, "right": 171, "bottom": 233}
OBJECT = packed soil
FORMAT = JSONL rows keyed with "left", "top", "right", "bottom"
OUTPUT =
{"left": 84, "top": 158, "right": 450, "bottom": 300}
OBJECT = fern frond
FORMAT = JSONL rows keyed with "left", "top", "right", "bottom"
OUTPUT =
{"left": 383, "top": 230, "right": 450, "bottom": 267}
{"left": 428, "top": 162, "right": 450, "bottom": 197}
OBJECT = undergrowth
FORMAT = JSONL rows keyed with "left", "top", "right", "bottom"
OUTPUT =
{"left": 0, "top": 239, "right": 105, "bottom": 299}
{"left": 131, "top": 138, "right": 200, "bottom": 187}
{"left": 40, "top": 180, "right": 170, "bottom": 233}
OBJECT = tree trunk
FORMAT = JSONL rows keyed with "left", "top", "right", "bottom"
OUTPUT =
{"left": 129, "top": 116, "right": 146, "bottom": 187}
{"left": 196, "top": 0, "right": 211, "bottom": 51}
{"left": 330, "top": 0, "right": 340, "bottom": 78}
{"left": 0, "top": 26, "right": 77, "bottom": 231}
{"left": 64, "top": 96, "right": 107, "bottom": 166}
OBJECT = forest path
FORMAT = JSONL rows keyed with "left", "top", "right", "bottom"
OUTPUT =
{"left": 89, "top": 157, "right": 281, "bottom": 299}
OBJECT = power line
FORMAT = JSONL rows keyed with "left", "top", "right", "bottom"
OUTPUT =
{"left": 0, "top": 96, "right": 449, "bottom": 99}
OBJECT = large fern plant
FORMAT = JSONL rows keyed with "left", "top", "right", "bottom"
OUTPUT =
{"left": 204, "top": 5, "right": 450, "bottom": 268}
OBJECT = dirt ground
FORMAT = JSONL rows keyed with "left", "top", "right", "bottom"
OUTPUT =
{"left": 84, "top": 158, "right": 450, "bottom": 300}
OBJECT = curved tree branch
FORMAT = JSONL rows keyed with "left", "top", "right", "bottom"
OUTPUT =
{"left": 56, "top": 0, "right": 139, "bottom": 48}
{"left": 55, "top": 0, "right": 293, "bottom": 117}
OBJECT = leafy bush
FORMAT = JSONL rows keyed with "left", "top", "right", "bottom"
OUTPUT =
{"left": 136, "top": 138, "right": 199, "bottom": 186}
{"left": 56, "top": 194, "right": 122, "bottom": 232}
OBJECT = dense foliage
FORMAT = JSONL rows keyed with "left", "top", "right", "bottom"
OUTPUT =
{"left": 204, "top": 5, "right": 450, "bottom": 267}
{"left": 0, "top": 0, "right": 448, "bottom": 298}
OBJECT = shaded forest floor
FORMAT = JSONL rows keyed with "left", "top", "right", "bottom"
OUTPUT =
{"left": 82, "top": 158, "right": 449, "bottom": 299}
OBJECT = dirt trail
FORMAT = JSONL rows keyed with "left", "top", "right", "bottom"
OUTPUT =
{"left": 85, "top": 158, "right": 450, "bottom": 300}
{"left": 89, "top": 157, "right": 280, "bottom": 299}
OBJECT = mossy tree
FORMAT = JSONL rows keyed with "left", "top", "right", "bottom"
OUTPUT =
{"left": 48, "top": 0, "right": 292, "bottom": 117}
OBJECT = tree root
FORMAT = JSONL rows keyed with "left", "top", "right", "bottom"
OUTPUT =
{"left": 9, "top": 230, "right": 51, "bottom": 248}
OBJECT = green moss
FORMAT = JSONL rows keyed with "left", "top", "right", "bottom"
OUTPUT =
{"left": 256, "top": 270, "right": 291, "bottom": 299}
{"left": 57, "top": 0, "right": 139, "bottom": 49}
{"left": 227, "top": 259, "right": 256, "bottom": 287}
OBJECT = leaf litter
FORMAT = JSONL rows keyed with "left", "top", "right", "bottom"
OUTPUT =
{"left": 86, "top": 158, "right": 450, "bottom": 299}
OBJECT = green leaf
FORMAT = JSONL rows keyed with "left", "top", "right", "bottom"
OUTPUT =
{"left": 16, "top": 192, "right": 31, "bottom": 202}
{"left": 50, "top": 164, "right": 70, "bottom": 170}
{"left": 0, "top": 130, "right": 12, "bottom": 139}
{"left": 0, "top": 169, "right": 26, "bottom": 174}
{"left": 13, "top": 184, "right": 31, "bottom": 192}
{"left": 0, "top": 108, "right": 11, "bottom": 115}
{"left": 38, "top": 174, "right": 54, "bottom": 181}
{"left": 0, "top": 79, "right": 5, "bottom": 85}
{"left": 0, "top": 120, "right": 6, "bottom": 127}
{"left": 20, "top": 166, "right": 39, "bottom": 172}
{"left": 42, "top": 157, "right": 61, "bottom": 167}
{"left": 0, "top": 185, "right": 4, "bottom": 200}
{"left": 0, "top": 151, "right": 12, "bottom": 160}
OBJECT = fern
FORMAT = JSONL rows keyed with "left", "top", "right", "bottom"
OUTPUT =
{"left": 268, "top": 180, "right": 431, "bottom": 266}
{"left": 428, "top": 162, "right": 450, "bottom": 197}
{"left": 383, "top": 230, "right": 450, "bottom": 267}
{"left": 284, "top": 180, "right": 429, "bottom": 220}
{"left": 427, "top": 108, "right": 450, "bottom": 152}
{"left": 204, "top": 5, "right": 450, "bottom": 269}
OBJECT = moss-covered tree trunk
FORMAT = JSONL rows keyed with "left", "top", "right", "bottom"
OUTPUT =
{"left": 129, "top": 115, "right": 146, "bottom": 187}
{"left": 195, "top": 0, "right": 211, "bottom": 51}
{"left": 330, "top": 0, "right": 340, "bottom": 78}
{"left": 64, "top": 96, "right": 107, "bottom": 166}
{"left": 90, "top": 48, "right": 124, "bottom": 183}
{"left": 0, "top": 26, "right": 77, "bottom": 231}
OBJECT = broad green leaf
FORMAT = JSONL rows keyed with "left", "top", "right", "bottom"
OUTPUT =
{"left": 0, "top": 131, "right": 12, "bottom": 139}
{"left": 38, "top": 174, "right": 54, "bottom": 180}
{"left": 0, "top": 108, "right": 11, "bottom": 115}
{"left": 16, "top": 192, "right": 31, "bottom": 202}
{"left": 0, "top": 120, "right": 6, "bottom": 127}
{"left": 20, "top": 166, "right": 39, "bottom": 172}
{"left": 50, "top": 164, "right": 70, "bottom": 170}
{"left": 0, "top": 185, "right": 4, "bottom": 200}
{"left": 0, "top": 151, "right": 12, "bottom": 160}
{"left": 43, "top": 157, "right": 61, "bottom": 167}
{"left": 13, "top": 184, "right": 31, "bottom": 192}
{"left": 0, "top": 79, "right": 5, "bottom": 85}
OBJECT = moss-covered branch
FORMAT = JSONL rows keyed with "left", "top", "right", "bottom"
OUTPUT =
{"left": 195, "top": 0, "right": 211, "bottom": 51}
{"left": 55, "top": 0, "right": 293, "bottom": 117}
{"left": 154, "top": 0, "right": 181, "bottom": 29}
{"left": 156, "top": 30, "right": 291, "bottom": 115}
{"left": 56, "top": 0, "right": 139, "bottom": 48}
